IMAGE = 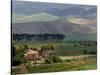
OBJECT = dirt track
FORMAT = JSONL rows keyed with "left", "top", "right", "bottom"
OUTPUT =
{"left": 59, "top": 55, "right": 96, "bottom": 60}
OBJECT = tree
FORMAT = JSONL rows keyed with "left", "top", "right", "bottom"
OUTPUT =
{"left": 83, "top": 50, "right": 88, "bottom": 54}
{"left": 23, "top": 45, "right": 29, "bottom": 50}
{"left": 90, "top": 51, "right": 97, "bottom": 54}
{"left": 41, "top": 44, "right": 54, "bottom": 51}
{"left": 12, "top": 44, "right": 16, "bottom": 57}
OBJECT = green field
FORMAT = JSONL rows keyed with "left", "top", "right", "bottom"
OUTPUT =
{"left": 12, "top": 57, "right": 97, "bottom": 74}
{"left": 12, "top": 41, "right": 97, "bottom": 74}
{"left": 73, "top": 64, "right": 97, "bottom": 70}
{"left": 13, "top": 41, "right": 97, "bottom": 56}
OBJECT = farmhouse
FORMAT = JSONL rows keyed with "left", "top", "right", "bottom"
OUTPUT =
{"left": 24, "top": 48, "right": 38, "bottom": 61}
{"left": 24, "top": 45, "right": 55, "bottom": 63}
{"left": 42, "top": 49, "right": 55, "bottom": 58}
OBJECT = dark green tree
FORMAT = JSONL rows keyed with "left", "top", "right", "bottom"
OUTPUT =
{"left": 83, "top": 50, "right": 88, "bottom": 54}
{"left": 12, "top": 44, "right": 16, "bottom": 57}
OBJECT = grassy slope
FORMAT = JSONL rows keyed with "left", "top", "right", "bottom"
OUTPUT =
{"left": 12, "top": 13, "right": 59, "bottom": 23}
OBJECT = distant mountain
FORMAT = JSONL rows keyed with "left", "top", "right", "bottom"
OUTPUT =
{"left": 12, "top": 0, "right": 97, "bottom": 18}
{"left": 46, "top": 7, "right": 97, "bottom": 18}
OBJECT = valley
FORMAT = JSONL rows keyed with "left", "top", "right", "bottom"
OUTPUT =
{"left": 11, "top": 0, "right": 97, "bottom": 74}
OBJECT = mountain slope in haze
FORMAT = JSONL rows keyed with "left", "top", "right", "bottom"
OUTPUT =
{"left": 12, "top": 14, "right": 97, "bottom": 34}
{"left": 12, "top": 0, "right": 97, "bottom": 18}
{"left": 12, "top": 20, "right": 90, "bottom": 34}
{"left": 12, "top": 19, "right": 96, "bottom": 41}
{"left": 67, "top": 17, "right": 97, "bottom": 33}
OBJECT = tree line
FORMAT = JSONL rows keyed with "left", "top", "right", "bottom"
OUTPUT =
{"left": 13, "top": 33, "right": 65, "bottom": 41}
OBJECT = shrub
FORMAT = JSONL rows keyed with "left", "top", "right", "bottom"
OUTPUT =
{"left": 66, "top": 59, "right": 71, "bottom": 62}
{"left": 52, "top": 56, "right": 62, "bottom": 63}
{"left": 45, "top": 59, "right": 52, "bottom": 64}
{"left": 12, "top": 56, "right": 23, "bottom": 66}
{"left": 74, "top": 44, "right": 78, "bottom": 47}
{"left": 45, "top": 56, "right": 62, "bottom": 64}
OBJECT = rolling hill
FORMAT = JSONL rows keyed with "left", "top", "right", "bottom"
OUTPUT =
{"left": 12, "top": 13, "right": 59, "bottom": 23}
{"left": 12, "top": 19, "right": 96, "bottom": 41}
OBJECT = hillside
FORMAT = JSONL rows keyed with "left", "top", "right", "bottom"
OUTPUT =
{"left": 12, "top": 0, "right": 97, "bottom": 41}
{"left": 12, "top": 13, "right": 59, "bottom": 23}
{"left": 12, "top": 20, "right": 96, "bottom": 41}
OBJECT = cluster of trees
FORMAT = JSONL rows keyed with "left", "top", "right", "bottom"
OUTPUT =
{"left": 66, "top": 40, "right": 97, "bottom": 44}
{"left": 67, "top": 40, "right": 97, "bottom": 47}
{"left": 83, "top": 49, "right": 97, "bottom": 55}
{"left": 12, "top": 44, "right": 29, "bottom": 66}
{"left": 39, "top": 44, "right": 62, "bottom": 64}
{"left": 41, "top": 44, "right": 54, "bottom": 51}
{"left": 78, "top": 41, "right": 97, "bottom": 46}
{"left": 13, "top": 33, "right": 65, "bottom": 41}
{"left": 12, "top": 43, "right": 56, "bottom": 66}
{"left": 12, "top": 43, "right": 62, "bottom": 65}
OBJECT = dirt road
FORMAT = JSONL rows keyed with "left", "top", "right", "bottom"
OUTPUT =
{"left": 59, "top": 55, "right": 96, "bottom": 60}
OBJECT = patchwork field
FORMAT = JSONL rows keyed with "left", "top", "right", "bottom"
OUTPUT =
{"left": 13, "top": 41, "right": 97, "bottom": 56}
